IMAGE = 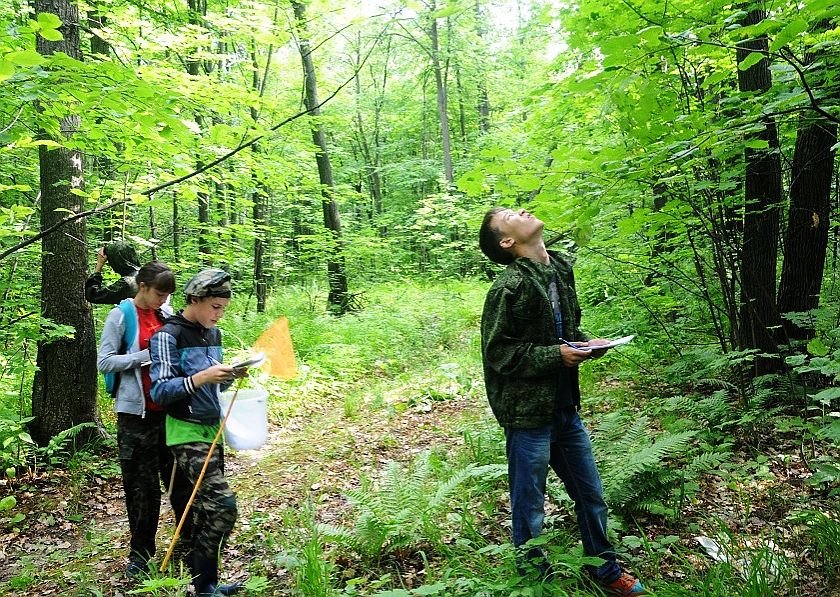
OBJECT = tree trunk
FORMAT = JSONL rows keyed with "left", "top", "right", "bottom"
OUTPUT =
{"left": 31, "top": 0, "right": 100, "bottom": 446}
{"left": 187, "top": 0, "right": 211, "bottom": 264}
{"left": 736, "top": 6, "right": 783, "bottom": 375}
{"left": 351, "top": 38, "right": 384, "bottom": 231}
{"left": 172, "top": 192, "right": 180, "bottom": 262}
{"left": 454, "top": 61, "right": 467, "bottom": 145}
{"left": 149, "top": 204, "right": 158, "bottom": 261}
{"left": 372, "top": 34, "right": 390, "bottom": 236}
{"left": 88, "top": 4, "right": 118, "bottom": 242}
{"left": 777, "top": 24, "right": 838, "bottom": 342}
{"left": 292, "top": 0, "right": 349, "bottom": 314}
{"left": 428, "top": 8, "right": 454, "bottom": 185}
{"left": 251, "top": 44, "right": 269, "bottom": 313}
{"left": 474, "top": 0, "right": 491, "bottom": 133}
{"left": 777, "top": 117, "right": 836, "bottom": 340}
{"left": 197, "top": 167, "right": 211, "bottom": 264}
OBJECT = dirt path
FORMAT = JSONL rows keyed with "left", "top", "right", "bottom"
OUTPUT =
{"left": 0, "top": 391, "right": 486, "bottom": 596}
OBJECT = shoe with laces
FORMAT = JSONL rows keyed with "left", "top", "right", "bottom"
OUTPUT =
{"left": 601, "top": 571, "right": 646, "bottom": 596}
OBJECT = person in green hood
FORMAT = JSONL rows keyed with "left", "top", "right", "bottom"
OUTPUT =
{"left": 478, "top": 207, "right": 646, "bottom": 596}
{"left": 85, "top": 241, "right": 141, "bottom": 304}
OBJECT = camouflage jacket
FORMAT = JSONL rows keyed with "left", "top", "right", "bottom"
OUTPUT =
{"left": 480, "top": 251, "right": 585, "bottom": 429}
{"left": 85, "top": 272, "right": 138, "bottom": 304}
{"left": 85, "top": 241, "right": 140, "bottom": 304}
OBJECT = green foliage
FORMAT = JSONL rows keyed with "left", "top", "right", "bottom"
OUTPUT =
{"left": 790, "top": 509, "right": 840, "bottom": 580}
{"left": 265, "top": 280, "right": 483, "bottom": 382}
{"left": 268, "top": 505, "right": 337, "bottom": 597}
{"left": 318, "top": 451, "right": 488, "bottom": 561}
{"left": 0, "top": 415, "right": 34, "bottom": 472}
{"left": 0, "top": 493, "right": 24, "bottom": 529}
{"left": 36, "top": 422, "right": 96, "bottom": 466}
{"left": 127, "top": 573, "right": 191, "bottom": 596}
{"left": 591, "top": 412, "right": 727, "bottom": 519}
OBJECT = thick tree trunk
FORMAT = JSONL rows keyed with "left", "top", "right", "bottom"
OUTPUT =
{"left": 31, "top": 0, "right": 100, "bottom": 446}
{"left": 777, "top": 23, "right": 838, "bottom": 342}
{"left": 777, "top": 119, "right": 836, "bottom": 339}
{"left": 292, "top": 0, "right": 349, "bottom": 314}
{"left": 736, "top": 6, "right": 783, "bottom": 375}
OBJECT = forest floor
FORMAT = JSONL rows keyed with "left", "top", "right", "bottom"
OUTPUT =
{"left": 1, "top": 380, "right": 839, "bottom": 596}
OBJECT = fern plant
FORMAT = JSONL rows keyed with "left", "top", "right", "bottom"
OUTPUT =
{"left": 591, "top": 412, "right": 727, "bottom": 519}
{"left": 318, "top": 451, "right": 488, "bottom": 561}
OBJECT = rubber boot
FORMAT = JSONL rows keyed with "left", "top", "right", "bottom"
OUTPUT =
{"left": 192, "top": 553, "right": 244, "bottom": 596}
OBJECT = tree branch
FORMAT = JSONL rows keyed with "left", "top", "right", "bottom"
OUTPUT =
{"left": 0, "top": 22, "right": 391, "bottom": 263}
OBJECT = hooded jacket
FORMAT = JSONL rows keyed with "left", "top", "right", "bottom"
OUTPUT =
{"left": 150, "top": 313, "right": 232, "bottom": 424}
{"left": 96, "top": 298, "right": 173, "bottom": 416}
{"left": 480, "top": 251, "right": 586, "bottom": 429}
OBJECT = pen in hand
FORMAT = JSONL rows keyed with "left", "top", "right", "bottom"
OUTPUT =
{"left": 559, "top": 337, "right": 591, "bottom": 352}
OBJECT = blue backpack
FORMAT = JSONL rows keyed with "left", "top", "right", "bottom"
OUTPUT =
{"left": 104, "top": 299, "right": 138, "bottom": 396}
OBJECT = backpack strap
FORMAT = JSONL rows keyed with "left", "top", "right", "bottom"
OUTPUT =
{"left": 106, "top": 299, "right": 138, "bottom": 397}
{"left": 118, "top": 299, "right": 137, "bottom": 349}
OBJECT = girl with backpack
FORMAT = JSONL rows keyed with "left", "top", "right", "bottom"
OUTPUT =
{"left": 96, "top": 261, "right": 192, "bottom": 578}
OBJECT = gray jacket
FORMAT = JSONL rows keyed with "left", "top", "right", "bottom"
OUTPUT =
{"left": 96, "top": 299, "right": 173, "bottom": 416}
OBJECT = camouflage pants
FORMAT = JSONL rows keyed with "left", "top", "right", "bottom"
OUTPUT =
{"left": 117, "top": 412, "right": 192, "bottom": 563}
{"left": 171, "top": 441, "right": 237, "bottom": 559}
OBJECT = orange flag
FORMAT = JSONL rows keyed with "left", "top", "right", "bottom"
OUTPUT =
{"left": 252, "top": 316, "right": 297, "bottom": 379}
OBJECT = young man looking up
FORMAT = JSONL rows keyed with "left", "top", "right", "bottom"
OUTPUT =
{"left": 478, "top": 207, "right": 645, "bottom": 596}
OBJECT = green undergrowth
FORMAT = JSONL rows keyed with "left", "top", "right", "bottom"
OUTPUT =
{"left": 220, "top": 279, "right": 486, "bottom": 421}
{"left": 3, "top": 280, "right": 838, "bottom": 596}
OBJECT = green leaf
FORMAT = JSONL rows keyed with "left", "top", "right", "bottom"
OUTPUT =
{"left": 38, "top": 28, "right": 64, "bottom": 42}
{"left": 812, "top": 387, "right": 840, "bottom": 403}
{"left": 703, "top": 69, "right": 730, "bottom": 88}
{"left": 36, "top": 12, "right": 62, "bottom": 29}
{"left": 601, "top": 34, "right": 637, "bottom": 68}
{"left": 738, "top": 51, "right": 765, "bottom": 71}
{"left": 769, "top": 19, "right": 809, "bottom": 53}
{"left": 808, "top": 337, "right": 829, "bottom": 356}
{"left": 820, "top": 419, "right": 840, "bottom": 443}
{"left": 7, "top": 51, "right": 45, "bottom": 67}
{"left": 744, "top": 139, "right": 770, "bottom": 149}
{"left": 0, "top": 495, "right": 16, "bottom": 512}
{"left": 431, "top": 4, "right": 460, "bottom": 18}
{"left": 0, "top": 59, "right": 14, "bottom": 81}
{"left": 414, "top": 583, "right": 448, "bottom": 595}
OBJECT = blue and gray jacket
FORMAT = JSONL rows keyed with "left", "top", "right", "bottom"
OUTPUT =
{"left": 150, "top": 312, "right": 232, "bottom": 424}
{"left": 97, "top": 298, "right": 172, "bottom": 416}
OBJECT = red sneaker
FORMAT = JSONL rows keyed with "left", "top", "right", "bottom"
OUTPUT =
{"left": 601, "top": 571, "right": 646, "bottom": 596}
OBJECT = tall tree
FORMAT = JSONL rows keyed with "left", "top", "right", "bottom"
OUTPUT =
{"left": 31, "top": 0, "right": 100, "bottom": 445}
{"left": 350, "top": 32, "right": 387, "bottom": 230}
{"left": 475, "top": 0, "right": 491, "bottom": 134}
{"left": 251, "top": 33, "right": 274, "bottom": 314}
{"left": 427, "top": 3, "right": 454, "bottom": 185}
{"left": 777, "top": 24, "right": 838, "bottom": 342}
{"left": 735, "top": 5, "right": 783, "bottom": 374}
{"left": 292, "top": 0, "right": 349, "bottom": 314}
{"left": 187, "top": 0, "right": 212, "bottom": 264}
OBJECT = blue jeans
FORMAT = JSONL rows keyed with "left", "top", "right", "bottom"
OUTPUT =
{"left": 505, "top": 407, "right": 621, "bottom": 583}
